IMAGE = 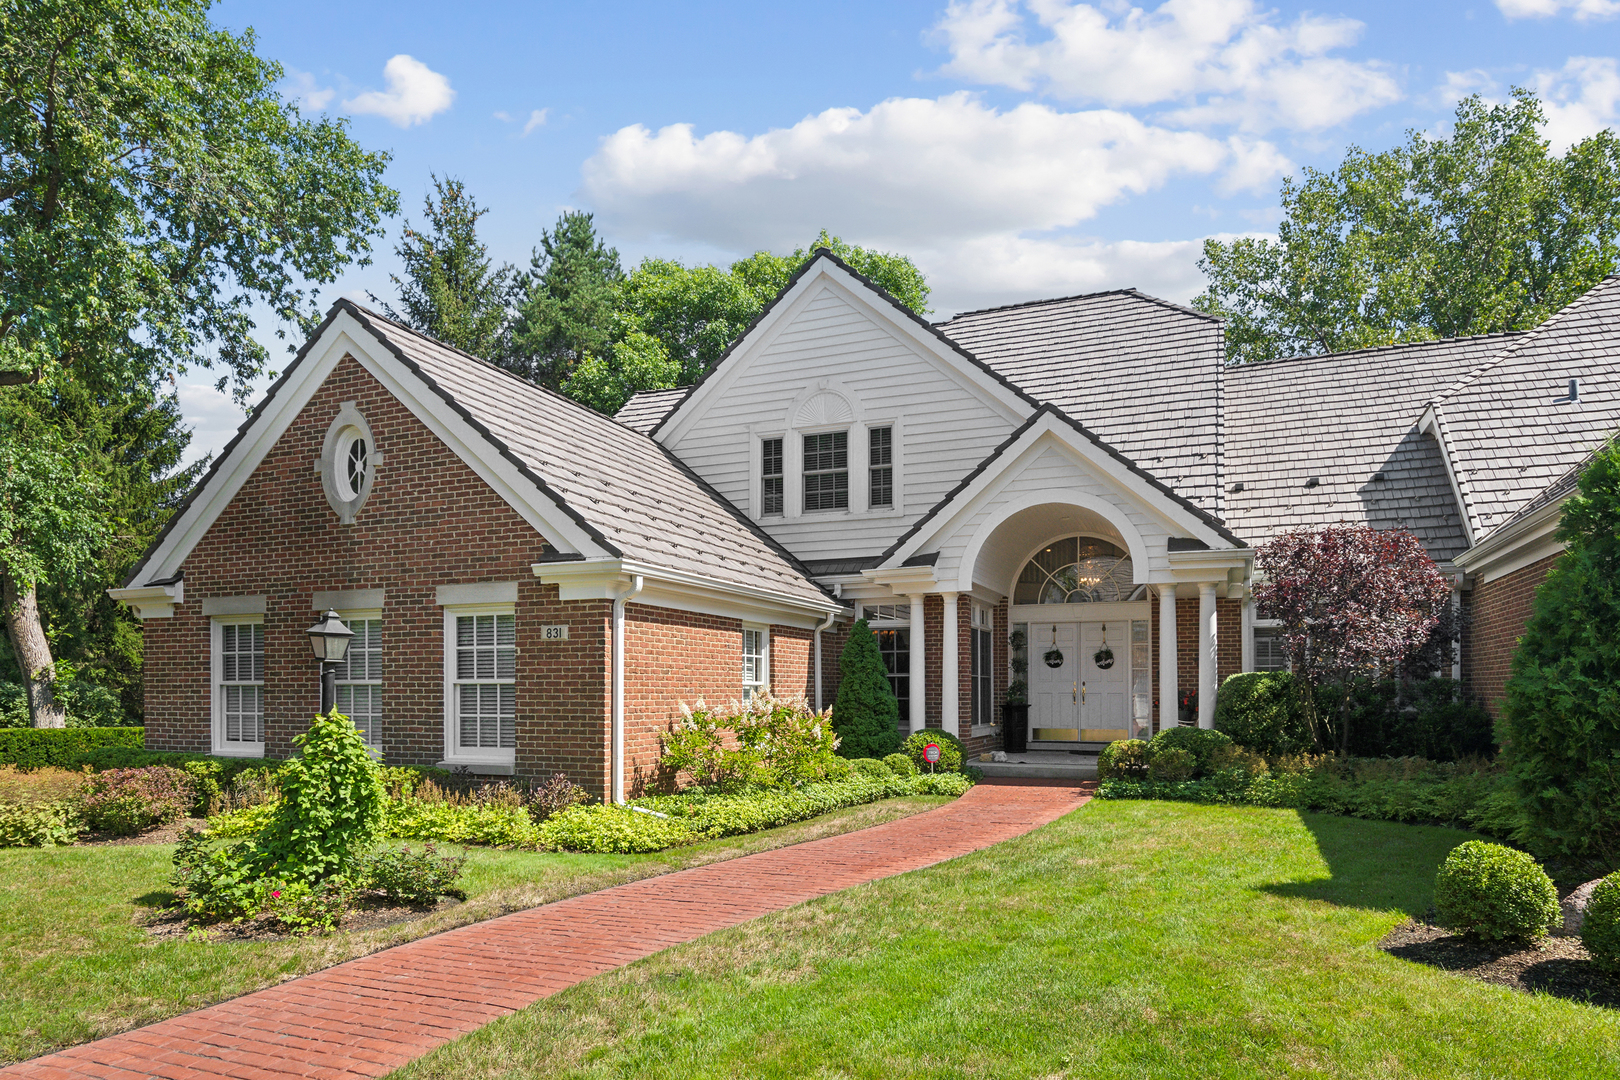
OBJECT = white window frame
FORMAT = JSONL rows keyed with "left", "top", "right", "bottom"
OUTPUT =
{"left": 442, "top": 604, "right": 518, "bottom": 769}
{"left": 1251, "top": 618, "right": 1289, "bottom": 672}
{"left": 970, "top": 603, "right": 994, "bottom": 733}
{"left": 332, "top": 610, "right": 383, "bottom": 747}
{"left": 742, "top": 624, "right": 770, "bottom": 702}
{"left": 211, "top": 616, "right": 265, "bottom": 758}
{"left": 800, "top": 427, "right": 850, "bottom": 513}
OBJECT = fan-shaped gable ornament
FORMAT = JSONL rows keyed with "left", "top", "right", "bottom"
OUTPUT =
{"left": 796, "top": 390, "right": 853, "bottom": 427}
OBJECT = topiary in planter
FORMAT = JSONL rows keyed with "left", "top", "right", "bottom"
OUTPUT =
{"left": 1581, "top": 873, "right": 1620, "bottom": 974}
{"left": 1148, "top": 727, "right": 1233, "bottom": 778}
{"left": 1098, "top": 739, "right": 1148, "bottom": 780}
{"left": 832, "top": 621, "right": 902, "bottom": 759}
{"left": 1147, "top": 745, "right": 1195, "bottom": 782}
{"left": 1434, "top": 840, "right": 1558, "bottom": 942}
{"left": 903, "top": 729, "right": 963, "bottom": 773}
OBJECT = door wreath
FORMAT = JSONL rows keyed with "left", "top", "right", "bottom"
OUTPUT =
{"left": 1093, "top": 623, "right": 1115, "bottom": 670}
{"left": 1043, "top": 625, "right": 1064, "bottom": 668}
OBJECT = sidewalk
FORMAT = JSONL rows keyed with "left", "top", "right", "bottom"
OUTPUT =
{"left": 5, "top": 780, "right": 1089, "bottom": 1080}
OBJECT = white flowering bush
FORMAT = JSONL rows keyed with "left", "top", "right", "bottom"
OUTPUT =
{"left": 660, "top": 692, "right": 841, "bottom": 789}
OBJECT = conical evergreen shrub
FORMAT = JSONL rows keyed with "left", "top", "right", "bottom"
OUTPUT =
{"left": 832, "top": 619, "right": 901, "bottom": 759}
{"left": 1503, "top": 440, "right": 1620, "bottom": 859}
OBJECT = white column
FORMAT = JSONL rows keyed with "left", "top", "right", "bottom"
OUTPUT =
{"left": 1198, "top": 582, "right": 1218, "bottom": 728}
{"left": 909, "top": 593, "right": 927, "bottom": 733}
{"left": 1158, "top": 585, "right": 1178, "bottom": 732}
{"left": 940, "top": 591, "right": 959, "bottom": 736}
{"left": 1240, "top": 587, "right": 1255, "bottom": 674}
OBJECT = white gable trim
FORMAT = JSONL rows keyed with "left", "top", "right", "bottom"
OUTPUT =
{"left": 653, "top": 257, "right": 1032, "bottom": 448}
{"left": 1418, "top": 404, "right": 1476, "bottom": 546}
{"left": 954, "top": 487, "right": 1154, "bottom": 593}
{"left": 125, "top": 310, "right": 609, "bottom": 589}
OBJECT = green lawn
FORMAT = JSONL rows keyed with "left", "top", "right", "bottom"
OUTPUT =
{"left": 0, "top": 795, "right": 950, "bottom": 1065}
{"left": 394, "top": 800, "right": 1620, "bottom": 1080}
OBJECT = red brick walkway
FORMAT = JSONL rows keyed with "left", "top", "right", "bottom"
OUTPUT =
{"left": 7, "top": 780, "right": 1088, "bottom": 1080}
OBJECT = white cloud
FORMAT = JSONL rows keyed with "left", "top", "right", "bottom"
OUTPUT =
{"left": 1217, "top": 137, "right": 1291, "bottom": 195}
{"left": 493, "top": 110, "right": 512, "bottom": 122}
{"left": 932, "top": 0, "right": 1400, "bottom": 132}
{"left": 1537, "top": 56, "right": 1620, "bottom": 150}
{"left": 584, "top": 92, "right": 1233, "bottom": 250}
{"left": 344, "top": 55, "right": 455, "bottom": 128}
{"left": 523, "top": 108, "right": 549, "bottom": 135}
{"left": 282, "top": 68, "right": 334, "bottom": 112}
{"left": 1496, "top": 0, "right": 1620, "bottom": 20}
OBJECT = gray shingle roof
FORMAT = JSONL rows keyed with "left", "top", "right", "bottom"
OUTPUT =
{"left": 1225, "top": 334, "right": 1521, "bottom": 562}
{"left": 936, "top": 290, "right": 1225, "bottom": 517}
{"left": 615, "top": 388, "right": 687, "bottom": 434}
{"left": 1428, "top": 274, "right": 1620, "bottom": 540}
{"left": 345, "top": 303, "right": 831, "bottom": 607}
{"left": 1487, "top": 448, "right": 1594, "bottom": 538}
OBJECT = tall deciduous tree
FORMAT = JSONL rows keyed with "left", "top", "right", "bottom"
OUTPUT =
{"left": 376, "top": 176, "right": 516, "bottom": 358}
{"left": 1254, "top": 526, "right": 1452, "bottom": 753}
{"left": 1, "top": 0, "right": 397, "bottom": 725}
{"left": 1197, "top": 90, "right": 1620, "bottom": 363}
{"left": 507, "top": 211, "right": 624, "bottom": 388}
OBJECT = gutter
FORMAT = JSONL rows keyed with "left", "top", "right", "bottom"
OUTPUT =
{"left": 610, "top": 574, "right": 644, "bottom": 804}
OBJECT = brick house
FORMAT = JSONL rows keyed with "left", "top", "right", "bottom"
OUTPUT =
{"left": 112, "top": 254, "right": 1619, "bottom": 797}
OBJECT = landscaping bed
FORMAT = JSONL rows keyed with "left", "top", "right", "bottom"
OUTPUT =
{"left": 1380, "top": 918, "right": 1620, "bottom": 1009}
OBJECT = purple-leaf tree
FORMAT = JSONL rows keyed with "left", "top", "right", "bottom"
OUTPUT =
{"left": 1254, "top": 526, "right": 1453, "bottom": 753}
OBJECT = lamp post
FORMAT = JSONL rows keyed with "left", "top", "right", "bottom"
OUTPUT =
{"left": 305, "top": 609, "right": 355, "bottom": 714}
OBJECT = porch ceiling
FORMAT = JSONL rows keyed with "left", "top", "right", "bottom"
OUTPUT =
{"left": 972, "top": 502, "right": 1129, "bottom": 599}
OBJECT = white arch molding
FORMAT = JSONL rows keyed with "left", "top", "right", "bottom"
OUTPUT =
{"left": 951, "top": 489, "right": 1153, "bottom": 595}
{"left": 1003, "top": 530, "right": 1138, "bottom": 602}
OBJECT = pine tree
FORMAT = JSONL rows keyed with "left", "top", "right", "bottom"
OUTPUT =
{"left": 507, "top": 211, "right": 624, "bottom": 388}
{"left": 832, "top": 620, "right": 901, "bottom": 759}
{"left": 1502, "top": 440, "right": 1620, "bottom": 859}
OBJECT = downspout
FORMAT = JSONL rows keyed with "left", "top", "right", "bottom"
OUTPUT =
{"left": 814, "top": 610, "right": 837, "bottom": 710}
{"left": 610, "top": 574, "right": 644, "bottom": 805}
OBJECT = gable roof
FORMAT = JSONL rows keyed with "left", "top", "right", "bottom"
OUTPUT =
{"left": 126, "top": 300, "right": 832, "bottom": 610}
{"left": 1225, "top": 333, "right": 1520, "bottom": 563}
{"left": 1487, "top": 447, "right": 1594, "bottom": 539}
{"left": 935, "top": 290, "right": 1225, "bottom": 517}
{"left": 615, "top": 388, "right": 687, "bottom": 434}
{"left": 1426, "top": 274, "right": 1620, "bottom": 540}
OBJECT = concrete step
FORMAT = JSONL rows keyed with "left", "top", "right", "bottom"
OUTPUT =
{"left": 976, "top": 753, "right": 1098, "bottom": 780}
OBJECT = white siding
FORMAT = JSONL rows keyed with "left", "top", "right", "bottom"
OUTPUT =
{"left": 665, "top": 283, "right": 1023, "bottom": 562}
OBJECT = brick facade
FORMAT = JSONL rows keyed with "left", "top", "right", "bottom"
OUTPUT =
{"left": 1468, "top": 553, "right": 1562, "bottom": 717}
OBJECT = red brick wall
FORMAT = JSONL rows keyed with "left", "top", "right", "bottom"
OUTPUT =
{"left": 923, "top": 594, "right": 942, "bottom": 727}
{"left": 621, "top": 604, "right": 739, "bottom": 797}
{"left": 771, "top": 624, "right": 815, "bottom": 703}
{"left": 1468, "top": 553, "right": 1562, "bottom": 717}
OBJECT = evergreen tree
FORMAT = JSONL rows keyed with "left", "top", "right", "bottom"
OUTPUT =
{"left": 831, "top": 620, "right": 901, "bottom": 759}
{"left": 507, "top": 211, "right": 624, "bottom": 388}
{"left": 1502, "top": 440, "right": 1620, "bottom": 859}
{"left": 375, "top": 176, "right": 516, "bottom": 358}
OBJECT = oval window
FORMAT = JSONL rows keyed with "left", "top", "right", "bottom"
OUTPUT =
{"left": 334, "top": 429, "right": 370, "bottom": 500}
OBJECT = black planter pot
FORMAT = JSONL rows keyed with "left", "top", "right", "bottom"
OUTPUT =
{"left": 1002, "top": 703, "right": 1029, "bottom": 754}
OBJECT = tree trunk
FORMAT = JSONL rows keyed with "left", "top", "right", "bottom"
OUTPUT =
{"left": 3, "top": 576, "right": 65, "bottom": 728}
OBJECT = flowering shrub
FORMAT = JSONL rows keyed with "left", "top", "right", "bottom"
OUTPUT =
{"left": 251, "top": 713, "right": 387, "bottom": 882}
{"left": 82, "top": 766, "right": 194, "bottom": 835}
{"left": 660, "top": 692, "right": 841, "bottom": 789}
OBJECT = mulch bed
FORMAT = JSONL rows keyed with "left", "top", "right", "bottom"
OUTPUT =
{"left": 143, "top": 895, "right": 463, "bottom": 943}
{"left": 79, "top": 817, "right": 211, "bottom": 846}
{"left": 1380, "top": 917, "right": 1620, "bottom": 1009}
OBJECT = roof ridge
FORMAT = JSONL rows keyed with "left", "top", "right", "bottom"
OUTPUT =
{"left": 936, "top": 287, "right": 1223, "bottom": 326}
{"left": 1227, "top": 330, "right": 1524, "bottom": 374}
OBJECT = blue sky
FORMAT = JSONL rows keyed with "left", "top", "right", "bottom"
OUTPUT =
{"left": 184, "top": 0, "right": 1620, "bottom": 462}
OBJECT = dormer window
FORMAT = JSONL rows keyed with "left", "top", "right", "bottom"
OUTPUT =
{"left": 803, "top": 431, "right": 848, "bottom": 511}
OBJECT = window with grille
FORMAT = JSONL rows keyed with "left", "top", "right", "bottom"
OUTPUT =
{"left": 217, "top": 622, "right": 264, "bottom": 747}
{"left": 802, "top": 431, "right": 848, "bottom": 510}
{"left": 334, "top": 617, "right": 382, "bottom": 744}
{"left": 1254, "top": 627, "right": 1288, "bottom": 671}
{"left": 970, "top": 606, "right": 993, "bottom": 725}
{"left": 877, "top": 627, "right": 910, "bottom": 727}
{"left": 869, "top": 426, "right": 893, "bottom": 508}
{"left": 761, "top": 437, "right": 783, "bottom": 516}
{"left": 454, "top": 613, "right": 516, "bottom": 751}
{"left": 742, "top": 627, "right": 768, "bottom": 702}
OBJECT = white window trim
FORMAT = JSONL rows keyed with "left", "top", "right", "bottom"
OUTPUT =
{"left": 970, "top": 602, "right": 995, "bottom": 735}
{"left": 210, "top": 615, "right": 265, "bottom": 758}
{"left": 441, "top": 603, "right": 517, "bottom": 769}
{"left": 332, "top": 609, "right": 383, "bottom": 747}
{"left": 798, "top": 424, "right": 852, "bottom": 516}
{"left": 752, "top": 431, "right": 787, "bottom": 519}
{"left": 862, "top": 418, "right": 903, "bottom": 517}
{"left": 742, "top": 623, "right": 770, "bottom": 702}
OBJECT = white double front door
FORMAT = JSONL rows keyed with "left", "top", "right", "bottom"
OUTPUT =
{"left": 1029, "top": 621, "right": 1129, "bottom": 743}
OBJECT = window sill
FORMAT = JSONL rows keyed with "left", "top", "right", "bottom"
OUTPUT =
{"left": 211, "top": 745, "right": 266, "bottom": 758}
{"left": 971, "top": 724, "right": 998, "bottom": 738}
{"left": 435, "top": 759, "right": 515, "bottom": 776}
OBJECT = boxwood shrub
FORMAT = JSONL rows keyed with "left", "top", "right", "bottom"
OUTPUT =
{"left": 847, "top": 757, "right": 893, "bottom": 779}
{"left": 1149, "top": 727, "right": 1234, "bottom": 776}
{"left": 903, "top": 729, "right": 963, "bottom": 773}
{"left": 884, "top": 752, "right": 917, "bottom": 777}
{"left": 1581, "top": 873, "right": 1620, "bottom": 974}
{"left": 1098, "top": 739, "right": 1147, "bottom": 780}
{"left": 1214, "top": 671, "right": 1310, "bottom": 755}
{"left": 1433, "top": 840, "right": 1558, "bottom": 942}
{"left": 0, "top": 727, "right": 143, "bottom": 769}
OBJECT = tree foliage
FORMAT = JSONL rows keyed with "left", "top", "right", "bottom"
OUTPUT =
{"left": 375, "top": 175, "right": 516, "bottom": 358}
{"left": 1502, "top": 440, "right": 1620, "bottom": 859}
{"left": 1254, "top": 526, "right": 1452, "bottom": 752}
{"left": 832, "top": 620, "right": 902, "bottom": 759}
{"left": 1197, "top": 89, "right": 1620, "bottom": 363}
{"left": 507, "top": 211, "right": 624, "bottom": 388}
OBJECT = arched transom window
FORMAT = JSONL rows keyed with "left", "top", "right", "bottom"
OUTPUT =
{"left": 1014, "top": 537, "right": 1138, "bottom": 604}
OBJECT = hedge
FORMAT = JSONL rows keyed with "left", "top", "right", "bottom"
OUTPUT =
{"left": 0, "top": 727, "right": 143, "bottom": 769}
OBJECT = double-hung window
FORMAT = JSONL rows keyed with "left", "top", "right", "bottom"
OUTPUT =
{"left": 1254, "top": 625, "right": 1288, "bottom": 671}
{"left": 742, "top": 626, "right": 769, "bottom": 702}
{"left": 869, "top": 426, "right": 893, "bottom": 508}
{"left": 802, "top": 431, "right": 848, "bottom": 511}
{"left": 866, "top": 604, "right": 910, "bottom": 728}
{"left": 451, "top": 612, "right": 516, "bottom": 757}
{"left": 761, "top": 437, "right": 784, "bottom": 516}
{"left": 334, "top": 617, "right": 382, "bottom": 745}
{"left": 970, "top": 605, "right": 993, "bottom": 726}
{"left": 214, "top": 620, "right": 264, "bottom": 754}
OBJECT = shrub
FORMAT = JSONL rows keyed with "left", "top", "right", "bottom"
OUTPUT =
{"left": 903, "top": 729, "right": 963, "bottom": 774}
{"left": 82, "top": 767, "right": 194, "bottom": 835}
{"left": 847, "top": 757, "right": 893, "bottom": 779}
{"left": 0, "top": 765, "right": 86, "bottom": 846}
{"left": 1434, "top": 840, "right": 1558, "bottom": 942}
{"left": 0, "top": 727, "right": 143, "bottom": 769}
{"left": 661, "top": 692, "right": 841, "bottom": 788}
{"left": 832, "top": 620, "right": 902, "bottom": 759}
{"left": 883, "top": 753, "right": 916, "bottom": 777}
{"left": 265, "top": 875, "right": 362, "bottom": 934}
{"left": 1581, "top": 873, "right": 1620, "bottom": 974}
{"left": 387, "top": 799, "right": 540, "bottom": 848}
{"left": 1207, "top": 744, "right": 1269, "bottom": 777}
{"left": 1214, "top": 672, "right": 1310, "bottom": 755}
{"left": 538, "top": 804, "right": 693, "bottom": 853}
{"left": 249, "top": 713, "right": 387, "bottom": 882}
{"left": 364, "top": 843, "right": 468, "bottom": 905}
{"left": 525, "top": 773, "right": 592, "bottom": 822}
{"left": 171, "top": 830, "right": 266, "bottom": 923}
{"left": 1147, "top": 745, "right": 1196, "bottom": 782}
{"left": 1098, "top": 740, "right": 1148, "bottom": 780}
{"left": 1148, "top": 727, "right": 1234, "bottom": 777}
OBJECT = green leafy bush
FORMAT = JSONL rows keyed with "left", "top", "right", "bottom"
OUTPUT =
{"left": 1147, "top": 745, "right": 1196, "bottom": 781}
{"left": 1434, "top": 840, "right": 1558, "bottom": 942}
{"left": 537, "top": 804, "right": 693, "bottom": 853}
{"left": 265, "top": 875, "right": 362, "bottom": 934}
{"left": 1098, "top": 739, "right": 1148, "bottom": 780}
{"left": 661, "top": 692, "right": 842, "bottom": 788}
{"left": 0, "top": 727, "right": 143, "bottom": 769}
{"left": 1581, "top": 873, "right": 1620, "bottom": 974}
{"left": 524, "top": 772, "right": 592, "bottom": 822}
{"left": 0, "top": 765, "right": 85, "bottom": 846}
{"left": 903, "top": 728, "right": 963, "bottom": 773}
{"left": 1215, "top": 672, "right": 1310, "bottom": 755}
{"left": 847, "top": 757, "right": 893, "bottom": 779}
{"left": 1149, "top": 727, "right": 1234, "bottom": 777}
{"left": 387, "top": 799, "right": 540, "bottom": 847}
{"left": 251, "top": 714, "right": 387, "bottom": 881}
{"left": 72, "top": 747, "right": 276, "bottom": 814}
{"left": 832, "top": 620, "right": 902, "bottom": 759}
{"left": 883, "top": 753, "right": 916, "bottom": 778}
{"left": 82, "top": 766, "right": 193, "bottom": 835}
{"left": 364, "top": 844, "right": 468, "bottom": 904}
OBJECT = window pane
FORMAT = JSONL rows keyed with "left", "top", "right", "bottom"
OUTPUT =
{"left": 803, "top": 431, "right": 849, "bottom": 511}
